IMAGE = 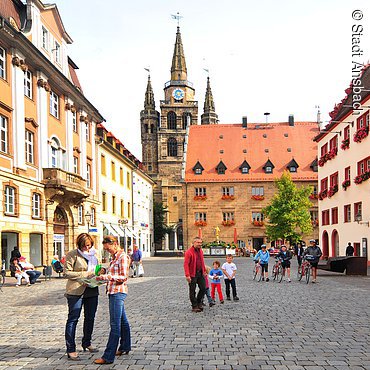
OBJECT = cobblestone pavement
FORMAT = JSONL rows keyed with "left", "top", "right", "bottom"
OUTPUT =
{"left": 0, "top": 257, "right": 370, "bottom": 370}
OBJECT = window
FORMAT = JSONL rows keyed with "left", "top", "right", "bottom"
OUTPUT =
{"left": 345, "top": 166, "right": 351, "bottom": 181}
{"left": 49, "top": 91, "right": 59, "bottom": 118}
{"left": 85, "top": 123, "right": 90, "bottom": 141}
{"left": 50, "top": 138, "right": 64, "bottom": 168}
{"left": 127, "top": 172, "right": 131, "bottom": 189}
{"left": 127, "top": 202, "right": 131, "bottom": 218}
{"left": 78, "top": 205, "right": 83, "bottom": 224}
{"left": 195, "top": 168, "right": 202, "bottom": 174}
{"left": 321, "top": 177, "right": 328, "bottom": 191}
{"left": 195, "top": 212, "right": 207, "bottom": 221}
{"left": 102, "top": 192, "right": 107, "bottom": 212}
{"left": 222, "top": 187, "right": 234, "bottom": 196}
{"left": 120, "top": 167, "right": 124, "bottom": 185}
{"left": 54, "top": 41, "right": 60, "bottom": 63}
{"left": 354, "top": 202, "right": 362, "bottom": 221}
{"left": 24, "top": 70, "right": 32, "bottom": 98}
{"left": 72, "top": 111, "right": 77, "bottom": 132}
{"left": 173, "top": 196, "right": 177, "bottom": 202}
{"left": 223, "top": 212, "right": 234, "bottom": 221}
{"left": 344, "top": 125, "right": 350, "bottom": 140}
{"left": 0, "top": 115, "right": 8, "bottom": 153}
{"left": 86, "top": 164, "right": 91, "bottom": 188}
{"left": 25, "top": 130, "right": 34, "bottom": 164}
{"left": 0, "top": 47, "right": 6, "bottom": 79}
{"left": 331, "top": 207, "right": 338, "bottom": 224}
{"left": 265, "top": 166, "right": 272, "bottom": 173}
{"left": 167, "top": 111, "right": 177, "bottom": 130}
{"left": 112, "top": 195, "right": 116, "bottom": 214}
{"left": 322, "top": 210, "right": 330, "bottom": 225}
{"left": 357, "top": 157, "right": 370, "bottom": 175}
{"left": 120, "top": 199, "right": 124, "bottom": 218}
{"left": 111, "top": 161, "right": 116, "bottom": 181}
{"left": 312, "top": 185, "right": 318, "bottom": 195}
{"left": 330, "top": 172, "right": 338, "bottom": 187}
{"left": 195, "top": 187, "right": 206, "bottom": 196}
{"left": 329, "top": 135, "right": 338, "bottom": 150}
{"left": 167, "top": 138, "right": 178, "bottom": 156}
{"left": 252, "top": 212, "right": 264, "bottom": 221}
{"left": 289, "top": 166, "right": 297, "bottom": 172}
{"left": 73, "top": 157, "right": 78, "bottom": 174}
{"left": 42, "top": 27, "right": 48, "bottom": 50}
{"left": 5, "top": 186, "right": 15, "bottom": 215}
{"left": 320, "top": 143, "right": 328, "bottom": 157}
{"left": 32, "top": 193, "right": 41, "bottom": 218}
{"left": 344, "top": 204, "right": 351, "bottom": 223}
{"left": 182, "top": 112, "right": 191, "bottom": 129}
{"left": 241, "top": 167, "right": 249, "bottom": 174}
{"left": 101, "top": 154, "right": 106, "bottom": 175}
{"left": 252, "top": 187, "right": 264, "bottom": 196}
{"left": 310, "top": 210, "right": 318, "bottom": 222}
{"left": 90, "top": 207, "right": 95, "bottom": 226}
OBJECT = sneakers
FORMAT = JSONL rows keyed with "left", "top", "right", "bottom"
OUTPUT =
{"left": 192, "top": 307, "right": 202, "bottom": 313}
{"left": 287, "top": 278, "right": 291, "bottom": 283}
{"left": 220, "top": 300, "right": 224, "bottom": 304}
{"left": 226, "top": 297, "right": 231, "bottom": 301}
{"left": 233, "top": 296, "right": 240, "bottom": 301}
{"left": 209, "top": 302, "right": 215, "bottom": 307}
{"left": 312, "top": 279, "right": 316, "bottom": 284}
{"left": 261, "top": 277, "right": 265, "bottom": 281}
{"left": 266, "top": 278, "right": 270, "bottom": 282}
{"left": 15, "top": 284, "right": 20, "bottom": 287}
{"left": 27, "top": 283, "right": 31, "bottom": 286}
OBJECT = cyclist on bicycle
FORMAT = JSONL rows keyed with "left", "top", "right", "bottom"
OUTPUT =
{"left": 304, "top": 239, "right": 322, "bottom": 283}
{"left": 254, "top": 244, "right": 270, "bottom": 282}
{"left": 276, "top": 245, "right": 292, "bottom": 282}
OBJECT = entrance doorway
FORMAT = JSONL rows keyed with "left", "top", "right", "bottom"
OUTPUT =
{"left": 253, "top": 237, "right": 264, "bottom": 251}
{"left": 53, "top": 234, "right": 65, "bottom": 259}
{"left": 331, "top": 230, "right": 339, "bottom": 257}
{"left": 322, "top": 231, "right": 329, "bottom": 257}
{"left": 1, "top": 232, "right": 19, "bottom": 269}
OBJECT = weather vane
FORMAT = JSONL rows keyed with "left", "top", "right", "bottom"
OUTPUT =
{"left": 171, "top": 12, "right": 183, "bottom": 27}
{"left": 144, "top": 67, "right": 150, "bottom": 75}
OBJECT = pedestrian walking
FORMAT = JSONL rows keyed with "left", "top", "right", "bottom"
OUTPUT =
{"left": 94, "top": 235, "right": 131, "bottom": 365}
{"left": 304, "top": 239, "right": 322, "bottom": 283}
{"left": 253, "top": 244, "right": 270, "bottom": 282}
{"left": 294, "top": 241, "right": 305, "bottom": 267}
{"left": 131, "top": 245, "right": 143, "bottom": 277}
{"left": 276, "top": 245, "right": 292, "bottom": 282}
{"left": 221, "top": 254, "right": 239, "bottom": 301}
{"left": 64, "top": 233, "right": 100, "bottom": 361}
{"left": 345, "top": 242, "right": 354, "bottom": 256}
{"left": 183, "top": 236, "right": 207, "bottom": 313}
{"left": 209, "top": 260, "right": 224, "bottom": 304}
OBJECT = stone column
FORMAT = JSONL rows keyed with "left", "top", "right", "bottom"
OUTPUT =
{"left": 37, "top": 72, "right": 49, "bottom": 171}
{"left": 164, "top": 233, "right": 169, "bottom": 251}
{"left": 173, "top": 229, "right": 178, "bottom": 250}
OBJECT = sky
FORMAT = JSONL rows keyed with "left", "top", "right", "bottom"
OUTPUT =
{"left": 55, "top": 0, "right": 370, "bottom": 160}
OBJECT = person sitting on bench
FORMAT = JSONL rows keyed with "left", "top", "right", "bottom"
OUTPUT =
{"left": 19, "top": 256, "right": 41, "bottom": 284}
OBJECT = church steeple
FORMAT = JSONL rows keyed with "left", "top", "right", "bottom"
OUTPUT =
{"left": 201, "top": 77, "right": 218, "bottom": 124}
{"left": 171, "top": 27, "right": 187, "bottom": 81}
{"left": 144, "top": 75, "right": 155, "bottom": 110}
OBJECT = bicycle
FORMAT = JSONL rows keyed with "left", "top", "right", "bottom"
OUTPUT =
{"left": 253, "top": 262, "right": 262, "bottom": 281}
{"left": 0, "top": 259, "right": 5, "bottom": 291}
{"left": 272, "top": 258, "right": 283, "bottom": 282}
{"left": 297, "top": 256, "right": 314, "bottom": 284}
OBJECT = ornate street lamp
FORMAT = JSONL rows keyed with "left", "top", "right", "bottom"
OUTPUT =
{"left": 85, "top": 211, "right": 91, "bottom": 232}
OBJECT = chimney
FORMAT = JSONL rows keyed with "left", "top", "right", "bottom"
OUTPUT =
{"left": 242, "top": 116, "right": 247, "bottom": 128}
{"left": 288, "top": 114, "right": 294, "bottom": 126}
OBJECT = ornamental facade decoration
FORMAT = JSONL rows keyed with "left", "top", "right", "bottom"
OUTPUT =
{"left": 318, "top": 147, "right": 338, "bottom": 167}
{"left": 37, "top": 78, "right": 50, "bottom": 91}
{"left": 353, "top": 126, "right": 369, "bottom": 143}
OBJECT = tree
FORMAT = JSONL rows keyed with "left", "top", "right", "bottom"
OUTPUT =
{"left": 153, "top": 202, "right": 170, "bottom": 246}
{"left": 262, "top": 171, "right": 313, "bottom": 244}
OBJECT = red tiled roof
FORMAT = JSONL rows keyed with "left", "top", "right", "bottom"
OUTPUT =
{"left": 68, "top": 63, "right": 83, "bottom": 92}
{"left": 185, "top": 122, "right": 319, "bottom": 182}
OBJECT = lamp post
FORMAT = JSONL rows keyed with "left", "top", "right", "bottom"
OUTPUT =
{"left": 119, "top": 219, "right": 129, "bottom": 251}
{"left": 85, "top": 211, "right": 91, "bottom": 232}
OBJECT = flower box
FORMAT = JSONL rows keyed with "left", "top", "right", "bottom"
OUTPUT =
{"left": 194, "top": 220, "right": 207, "bottom": 226}
{"left": 327, "top": 184, "right": 338, "bottom": 198}
{"left": 353, "top": 126, "right": 369, "bottom": 143}
{"left": 318, "top": 147, "right": 338, "bottom": 167}
{"left": 354, "top": 170, "right": 370, "bottom": 184}
{"left": 342, "top": 179, "right": 351, "bottom": 190}
{"left": 221, "top": 195, "right": 235, "bottom": 200}
{"left": 222, "top": 220, "right": 235, "bottom": 226}
{"left": 341, "top": 138, "right": 350, "bottom": 150}
{"left": 309, "top": 194, "right": 318, "bottom": 200}
{"left": 311, "top": 219, "right": 319, "bottom": 227}
{"left": 251, "top": 195, "right": 264, "bottom": 200}
{"left": 251, "top": 220, "right": 264, "bottom": 226}
{"left": 318, "top": 189, "right": 328, "bottom": 200}
{"left": 194, "top": 195, "right": 207, "bottom": 201}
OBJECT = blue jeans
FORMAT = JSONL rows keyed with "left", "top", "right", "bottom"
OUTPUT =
{"left": 102, "top": 293, "right": 131, "bottom": 363}
{"left": 26, "top": 270, "right": 41, "bottom": 284}
{"left": 65, "top": 295, "right": 98, "bottom": 353}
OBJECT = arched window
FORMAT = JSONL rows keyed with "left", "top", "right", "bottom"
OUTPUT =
{"left": 50, "top": 137, "right": 61, "bottom": 168}
{"left": 167, "top": 111, "right": 177, "bottom": 130}
{"left": 182, "top": 112, "right": 192, "bottom": 129}
{"left": 167, "top": 138, "right": 177, "bottom": 157}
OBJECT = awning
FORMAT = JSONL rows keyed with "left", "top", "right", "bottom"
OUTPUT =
{"left": 110, "top": 224, "right": 125, "bottom": 237}
{"left": 103, "top": 223, "right": 119, "bottom": 237}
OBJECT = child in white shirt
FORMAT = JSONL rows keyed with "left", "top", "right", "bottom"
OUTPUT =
{"left": 221, "top": 254, "right": 239, "bottom": 301}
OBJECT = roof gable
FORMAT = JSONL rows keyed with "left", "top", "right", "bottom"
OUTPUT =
{"left": 216, "top": 160, "right": 227, "bottom": 174}
{"left": 286, "top": 158, "right": 299, "bottom": 169}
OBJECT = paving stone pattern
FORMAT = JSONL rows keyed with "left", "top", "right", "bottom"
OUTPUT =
{"left": 0, "top": 257, "right": 370, "bottom": 369}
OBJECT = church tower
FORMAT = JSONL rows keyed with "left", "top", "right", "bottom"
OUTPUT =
{"left": 201, "top": 76, "right": 218, "bottom": 124}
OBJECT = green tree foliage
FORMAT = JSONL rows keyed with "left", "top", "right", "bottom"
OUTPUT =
{"left": 153, "top": 202, "right": 170, "bottom": 245}
{"left": 262, "top": 171, "right": 313, "bottom": 243}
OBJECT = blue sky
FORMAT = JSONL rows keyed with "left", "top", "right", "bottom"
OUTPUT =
{"left": 55, "top": 0, "right": 370, "bottom": 159}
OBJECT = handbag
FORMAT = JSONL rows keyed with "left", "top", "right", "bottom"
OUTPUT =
{"left": 138, "top": 264, "right": 144, "bottom": 276}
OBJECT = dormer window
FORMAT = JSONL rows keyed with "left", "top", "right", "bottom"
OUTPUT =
{"left": 192, "top": 161, "right": 204, "bottom": 175}
{"left": 263, "top": 159, "right": 275, "bottom": 174}
{"left": 216, "top": 160, "right": 227, "bottom": 175}
{"left": 310, "top": 158, "right": 318, "bottom": 173}
{"left": 287, "top": 159, "right": 299, "bottom": 173}
{"left": 239, "top": 160, "right": 251, "bottom": 174}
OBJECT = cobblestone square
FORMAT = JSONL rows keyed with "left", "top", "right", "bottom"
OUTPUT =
{"left": 0, "top": 257, "right": 370, "bottom": 369}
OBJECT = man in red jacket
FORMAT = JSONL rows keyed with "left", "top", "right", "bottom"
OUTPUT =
{"left": 184, "top": 236, "right": 206, "bottom": 312}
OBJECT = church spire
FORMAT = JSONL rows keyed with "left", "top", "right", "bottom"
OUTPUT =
{"left": 144, "top": 75, "right": 155, "bottom": 110}
{"left": 201, "top": 77, "right": 218, "bottom": 124}
{"left": 171, "top": 27, "right": 187, "bottom": 81}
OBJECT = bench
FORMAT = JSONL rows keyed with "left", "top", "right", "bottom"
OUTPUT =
{"left": 318, "top": 256, "right": 367, "bottom": 275}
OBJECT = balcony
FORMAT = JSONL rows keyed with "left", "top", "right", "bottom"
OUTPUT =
{"left": 42, "top": 168, "right": 89, "bottom": 204}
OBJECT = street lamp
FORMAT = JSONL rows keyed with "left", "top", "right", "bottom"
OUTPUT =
{"left": 118, "top": 219, "right": 129, "bottom": 251}
{"left": 355, "top": 212, "right": 370, "bottom": 227}
{"left": 85, "top": 211, "right": 91, "bottom": 232}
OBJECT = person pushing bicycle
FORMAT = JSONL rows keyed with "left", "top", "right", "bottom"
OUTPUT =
{"left": 254, "top": 244, "right": 270, "bottom": 282}
{"left": 276, "top": 245, "right": 292, "bottom": 282}
{"left": 304, "top": 239, "right": 322, "bottom": 283}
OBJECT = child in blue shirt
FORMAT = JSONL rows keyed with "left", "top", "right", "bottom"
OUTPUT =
{"left": 209, "top": 261, "right": 224, "bottom": 304}
{"left": 254, "top": 244, "right": 270, "bottom": 282}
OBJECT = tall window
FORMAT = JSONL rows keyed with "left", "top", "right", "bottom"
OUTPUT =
{"left": 330, "top": 172, "right": 338, "bottom": 187}
{"left": 73, "top": 157, "right": 78, "bottom": 174}
{"left": 24, "top": 70, "right": 32, "bottom": 98}
{"left": 90, "top": 207, "right": 95, "bottom": 226}
{"left": 54, "top": 41, "right": 60, "bottom": 63}
{"left": 195, "top": 187, "right": 206, "bottom": 196}
{"left": 101, "top": 154, "right": 106, "bottom": 175}
{"left": 50, "top": 138, "right": 62, "bottom": 168}
{"left": 354, "top": 202, "right": 362, "bottom": 220}
{"left": 102, "top": 192, "right": 107, "bottom": 212}
{"left": 86, "top": 164, "right": 91, "bottom": 188}
{"left": 321, "top": 177, "right": 328, "bottom": 191}
{"left": 331, "top": 207, "right": 338, "bottom": 224}
{"left": 112, "top": 195, "right": 116, "bottom": 214}
{"left": 344, "top": 125, "right": 350, "bottom": 141}
{"left": 127, "top": 202, "right": 131, "bottom": 218}
{"left": 5, "top": 186, "right": 15, "bottom": 215}
{"left": 25, "top": 130, "right": 34, "bottom": 164}
{"left": 222, "top": 187, "right": 234, "bottom": 196}
{"left": 329, "top": 135, "right": 338, "bottom": 150}
{"left": 182, "top": 112, "right": 192, "bottom": 129}
{"left": 0, "top": 46, "right": 6, "bottom": 79}
{"left": 0, "top": 115, "right": 8, "bottom": 153}
{"left": 120, "top": 167, "right": 124, "bottom": 185}
{"left": 252, "top": 186, "right": 264, "bottom": 196}
{"left": 72, "top": 111, "right": 77, "bottom": 132}
{"left": 85, "top": 123, "right": 90, "bottom": 141}
{"left": 320, "top": 143, "right": 328, "bottom": 157}
{"left": 42, "top": 27, "right": 49, "bottom": 50}
{"left": 344, "top": 204, "right": 351, "bottom": 223}
{"left": 357, "top": 157, "right": 370, "bottom": 175}
{"left": 49, "top": 91, "right": 59, "bottom": 118}
{"left": 32, "top": 193, "right": 41, "bottom": 218}
{"left": 127, "top": 172, "right": 131, "bottom": 189}
{"left": 322, "top": 210, "right": 330, "bottom": 225}
{"left": 111, "top": 161, "right": 116, "bottom": 181}
{"left": 345, "top": 166, "right": 351, "bottom": 181}
{"left": 223, "top": 212, "right": 234, "bottom": 221}
{"left": 120, "top": 199, "right": 124, "bottom": 218}
{"left": 167, "top": 111, "right": 177, "bottom": 129}
{"left": 78, "top": 205, "right": 83, "bottom": 224}
{"left": 167, "top": 138, "right": 177, "bottom": 156}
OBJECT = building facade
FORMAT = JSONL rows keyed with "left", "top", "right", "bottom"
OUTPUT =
{"left": 315, "top": 64, "right": 370, "bottom": 261}
{"left": 0, "top": 0, "right": 103, "bottom": 267}
{"left": 182, "top": 121, "right": 319, "bottom": 250}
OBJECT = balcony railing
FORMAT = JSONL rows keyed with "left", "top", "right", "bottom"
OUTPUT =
{"left": 43, "top": 168, "right": 87, "bottom": 194}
